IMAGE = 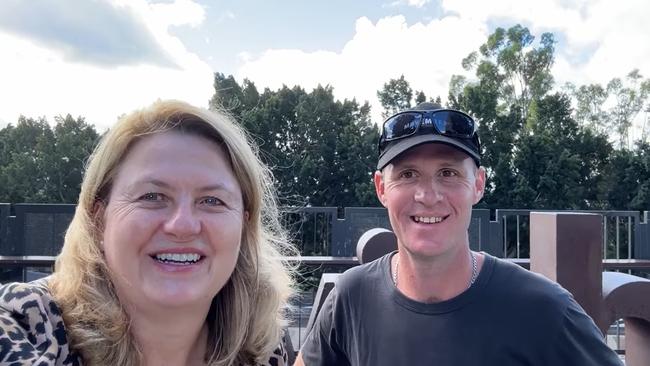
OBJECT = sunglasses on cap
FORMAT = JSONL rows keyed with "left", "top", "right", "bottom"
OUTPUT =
{"left": 378, "top": 109, "right": 477, "bottom": 153}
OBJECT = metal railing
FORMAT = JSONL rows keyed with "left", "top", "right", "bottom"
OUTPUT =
{"left": 2, "top": 204, "right": 649, "bottom": 260}
{"left": 2, "top": 254, "right": 648, "bottom": 355}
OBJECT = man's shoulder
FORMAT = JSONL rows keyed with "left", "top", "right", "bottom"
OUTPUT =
{"left": 335, "top": 253, "right": 391, "bottom": 293}
{"left": 491, "top": 256, "right": 570, "bottom": 295}
{"left": 487, "top": 255, "right": 577, "bottom": 316}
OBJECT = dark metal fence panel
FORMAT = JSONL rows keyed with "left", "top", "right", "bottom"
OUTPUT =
{"left": 637, "top": 211, "right": 650, "bottom": 259}
{"left": 0, "top": 204, "right": 14, "bottom": 255}
{"left": 470, "top": 209, "right": 502, "bottom": 256}
{"left": 281, "top": 207, "right": 337, "bottom": 257}
{"left": 1, "top": 204, "right": 649, "bottom": 260}
{"left": 13, "top": 204, "right": 76, "bottom": 256}
{"left": 336, "top": 207, "right": 390, "bottom": 257}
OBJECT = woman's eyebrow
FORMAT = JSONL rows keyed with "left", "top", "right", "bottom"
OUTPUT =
{"left": 127, "top": 178, "right": 236, "bottom": 194}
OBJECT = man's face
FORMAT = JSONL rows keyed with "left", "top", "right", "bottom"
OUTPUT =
{"left": 374, "top": 143, "right": 485, "bottom": 261}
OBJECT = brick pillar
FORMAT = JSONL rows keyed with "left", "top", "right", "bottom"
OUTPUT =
{"left": 529, "top": 212, "right": 603, "bottom": 324}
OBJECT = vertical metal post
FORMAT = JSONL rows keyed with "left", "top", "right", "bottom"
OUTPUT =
{"left": 503, "top": 214, "right": 508, "bottom": 258}
{"left": 628, "top": 216, "right": 633, "bottom": 259}
{"left": 616, "top": 216, "right": 620, "bottom": 260}
{"left": 516, "top": 215, "right": 521, "bottom": 258}
{"left": 603, "top": 215, "right": 607, "bottom": 259}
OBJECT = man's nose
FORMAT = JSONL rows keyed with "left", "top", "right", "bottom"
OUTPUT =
{"left": 163, "top": 203, "right": 201, "bottom": 240}
{"left": 414, "top": 180, "right": 443, "bottom": 205}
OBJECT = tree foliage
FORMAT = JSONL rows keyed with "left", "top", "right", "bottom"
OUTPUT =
{"left": 566, "top": 70, "right": 650, "bottom": 148}
{"left": 1, "top": 26, "right": 649, "bottom": 213}
{"left": 459, "top": 25, "right": 555, "bottom": 120}
{"left": 0, "top": 115, "right": 99, "bottom": 203}
{"left": 210, "top": 73, "right": 379, "bottom": 207}
{"left": 448, "top": 24, "right": 647, "bottom": 210}
{"left": 377, "top": 75, "right": 414, "bottom": 118}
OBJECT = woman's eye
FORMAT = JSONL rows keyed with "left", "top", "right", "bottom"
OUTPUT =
{"left": 200, "top": 196, "right": 223, "bottom": 206}
{"left": 140, "top": 192, "right": 165, "bottom": 201}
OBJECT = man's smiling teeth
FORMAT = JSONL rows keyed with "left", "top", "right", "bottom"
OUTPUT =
{"left": 413, "top": 216, "right": 444, "bottom": 224}
{"left": 154, "top": 253, "right": 202, "bottom": 264}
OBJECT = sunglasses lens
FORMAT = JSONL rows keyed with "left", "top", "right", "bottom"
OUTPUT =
{"left": 431, "top": 111, "right": 474, "bottom": 137}
{"left": 383, "top": 112, "right": 422, "bottom": 140}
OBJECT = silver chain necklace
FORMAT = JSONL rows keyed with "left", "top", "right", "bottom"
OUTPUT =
{"left": 392, "top": 251, "right": 478, "bottom": 289}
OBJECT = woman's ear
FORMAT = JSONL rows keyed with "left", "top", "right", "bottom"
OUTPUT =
{"left": 93, "top": 200, "right": 106, "bottom": 248}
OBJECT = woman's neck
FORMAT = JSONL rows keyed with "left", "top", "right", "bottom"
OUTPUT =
{"left": 129, "top": 303, "right": 211, "bottom": 366}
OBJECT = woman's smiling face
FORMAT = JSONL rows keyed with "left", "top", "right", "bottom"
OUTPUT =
{"left": 100, "top": 130, "right": 245, "bottom": 310}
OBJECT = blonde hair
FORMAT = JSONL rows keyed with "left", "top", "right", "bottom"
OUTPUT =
{"left": 49, "top": 100, "right": 295, "bottom": 365}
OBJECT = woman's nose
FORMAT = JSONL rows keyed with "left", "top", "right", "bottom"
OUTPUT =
{"left": 163, "top": 204, "right": 201, "bottom": 240}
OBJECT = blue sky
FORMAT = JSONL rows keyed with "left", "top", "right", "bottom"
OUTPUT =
{"left": 174, "top": 0, "right": 446, "bottom": 73}
{"left": 0, "top": 0, "right": 648, "bottom": 133}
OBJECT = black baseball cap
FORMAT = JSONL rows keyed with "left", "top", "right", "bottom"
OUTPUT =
{"left": 377, "top": 102, "right": 481, "bottom": 170}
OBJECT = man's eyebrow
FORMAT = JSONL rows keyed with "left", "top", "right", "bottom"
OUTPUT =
{"left": 393, "top": 157, "right": 464, "bottom": 169}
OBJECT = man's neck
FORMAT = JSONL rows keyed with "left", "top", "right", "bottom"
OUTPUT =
{"left": 394, "top": 247, "right": 483, "bottom": 303}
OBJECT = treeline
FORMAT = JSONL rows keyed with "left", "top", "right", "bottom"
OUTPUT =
{"left": 1, "top": 25, "right": 649, "bottom": 210}
{"left": 0, "top": 115, "right": 99, "bottom": 203}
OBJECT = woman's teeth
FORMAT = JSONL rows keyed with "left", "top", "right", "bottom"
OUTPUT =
{"left": 153, "top": 253, "right": 202, "bottom": 264}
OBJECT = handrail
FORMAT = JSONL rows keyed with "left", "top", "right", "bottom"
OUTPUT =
{"left": 2, "top": 256, "right": 650, "bottom": 270}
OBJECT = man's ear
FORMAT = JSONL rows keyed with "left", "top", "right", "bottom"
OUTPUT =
{"left": 474, "top": 166, "right": 486, "bottom": 204}
{"left": 374, "top": 170, "right": 387, "bottom": 207}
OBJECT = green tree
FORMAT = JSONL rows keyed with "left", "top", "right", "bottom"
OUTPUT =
{"left": 377, "top": 75, "right": 413, "bottom": 118}
{"left": 0, "top": 117, "right": 55, "bottom": 202}
{"left": 459, "top": 25, "right": 555, "bottom": 120}
{"left": 512, "top": 94, "right": 611, "bottom": 209}
{"left": 47, "top": 115, "right": 100, "bottom": 202}
{"left": 0, "top": 115, "right": 99, "bottom": 203}
{"left": 447, "top": 25, "right": 622, "bottom": 210}
{"left": 603, "top": 141, "right": 650, "bottom": 210}
{"left": 564, "top": 82, "right": 609, "bottom": 134}
{"left": 415, "top": 90, "right": 427, "bottom": 104}
{"left": 606, "top": 70, "right": 650, "bottom": 148}
{"left": 210, "top": 74, "right": 379, "bottom": 208}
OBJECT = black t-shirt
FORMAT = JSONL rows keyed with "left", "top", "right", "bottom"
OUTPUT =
{"left": 300, "top": 253, "right": 623, "bottom": 366}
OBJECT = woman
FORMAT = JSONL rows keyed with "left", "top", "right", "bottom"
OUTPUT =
{"left": 0, "top": 100, "right": 295, "bottom": 365}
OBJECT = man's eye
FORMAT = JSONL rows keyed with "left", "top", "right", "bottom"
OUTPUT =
{"left": 140, "top": 192, "right": 165, "bottom": 201}
{"left": 200, "top": 196, "right": 223, "bottom": 206}
{"left": 440, "top": 169, "right": 458, "bottom": 177}
{"left": 400, "top": 170, "right": 415, "bottom": 179}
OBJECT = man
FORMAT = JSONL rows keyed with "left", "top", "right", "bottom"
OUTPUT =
{"left": 295, "top": 103, "right": 623, "bottom": 365}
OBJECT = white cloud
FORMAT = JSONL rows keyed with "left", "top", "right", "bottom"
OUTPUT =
{"left": 407, "top": 0, "right": 431, "bottom": 7}
{"left": 442, "top": 0, "right": 650, "bottom": 138}
{"left": 0, "top": 0, "right": 214, "bottom": 131}
{"left": 236, "top": 0, "right": 650, "bottom": 134}
{"left": 236, "top": 15, "right": 486, "bottom": 124}
{"left": 441, "top": 0, "right": 650, "bottom": 86}
{"left": 384, "top": 0, "right": 431, "bottom": 8}
{"left": 148, "top": 0, "right": 206, "bottom": 28}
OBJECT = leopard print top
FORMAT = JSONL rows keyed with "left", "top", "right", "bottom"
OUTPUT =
{"left": 0, "top": 280, "right": 288, "bottom": 366}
